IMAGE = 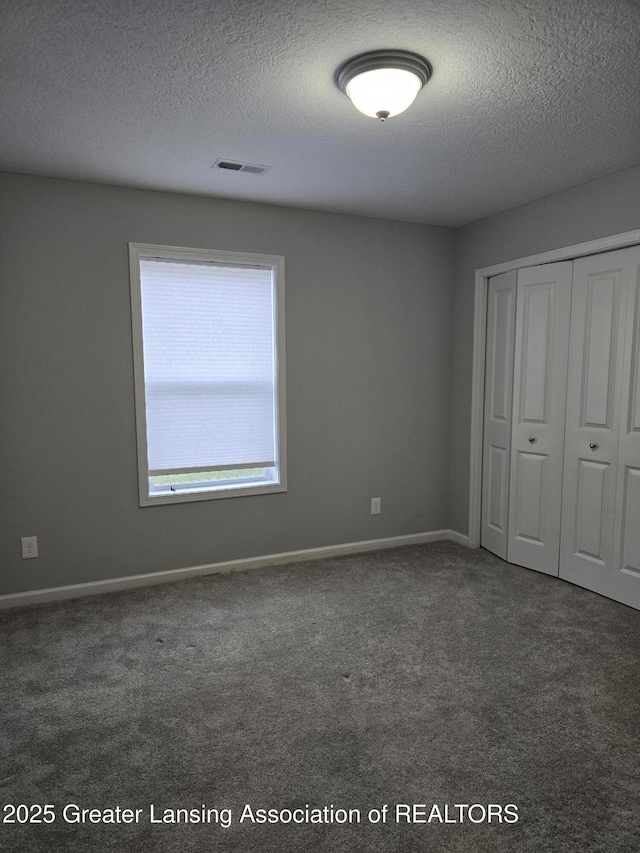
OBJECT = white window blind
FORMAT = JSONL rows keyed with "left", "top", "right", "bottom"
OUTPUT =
{"left": 139, "top": 257, "right": 277, "bottom": 475}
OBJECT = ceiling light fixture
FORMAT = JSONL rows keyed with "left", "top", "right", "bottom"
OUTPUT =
{"left": 335, "top": 49, "right": 432, "bottom": 121}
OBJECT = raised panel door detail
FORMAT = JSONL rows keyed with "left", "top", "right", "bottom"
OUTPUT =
{"left": 620, "top": 467, "right": 640, "bottom": 578}
{"left": 513, "top": 452, "right": 546, "bottom": 544}
{"left": 488, "top": 446, "right": 508, "bottom": 532}
{"left": 519, "top": 284, "right": 552, "bottom": 424}
{"left": 581, "top": 274, "right": 619, "bottom": 429}
{"left": 574, "top": 460, "right": 610, "bottom": 563}
{"left": 490, "top": 287, "right": 515, "bottom": 422}
{"left": 628, "top": 280, "right": 640, "bottom": 434}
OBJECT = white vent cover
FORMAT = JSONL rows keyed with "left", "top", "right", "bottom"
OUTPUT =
{"left": 213, "top": 159, "right": 271, "bottom": 175}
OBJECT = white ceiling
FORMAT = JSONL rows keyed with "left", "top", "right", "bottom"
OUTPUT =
{"left": 2, "top": 0, "right": 639, "bottom": 227}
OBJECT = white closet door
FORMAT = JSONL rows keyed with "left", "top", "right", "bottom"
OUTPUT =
{"left": 481, "top": 270, "right": 517, "bottom": 559}
{"left": 560, "top": 246, "right": 640, "bottom": 608}
{"left": 613, "top": 252, "right": 640, "bottom": 607}
{"left": 507, "top": 262, "right": 573, "bottom": 575}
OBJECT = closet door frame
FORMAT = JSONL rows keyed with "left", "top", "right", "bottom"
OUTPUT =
{"left": 468, "top": 228, "right": 640, "bottom": 551}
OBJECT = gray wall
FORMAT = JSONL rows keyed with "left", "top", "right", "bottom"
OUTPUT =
{"left": 5, "top": 162, "right": 637, "bottom": 596}
{"left": 450, "top": 164, "right": 640, "bottom": 535}
{"left": 0, "top": 172, "right": 455, "bottom": 595}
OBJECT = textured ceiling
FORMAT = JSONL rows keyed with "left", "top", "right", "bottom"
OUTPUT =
{"left": 1, "top": 0, "right": 639, "bottom": 226}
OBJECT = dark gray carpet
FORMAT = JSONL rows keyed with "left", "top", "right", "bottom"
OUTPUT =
{"left": 2, "top": 541, "right": 640, "bottom": 852}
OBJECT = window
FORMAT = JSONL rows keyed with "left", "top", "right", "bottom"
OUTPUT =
{"left": 129, "top": 243, "right": 286, "bottom": 505}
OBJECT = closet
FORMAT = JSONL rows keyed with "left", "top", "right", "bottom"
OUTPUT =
{"left": 481, "top": 245, "right": 640, "bottom": 610}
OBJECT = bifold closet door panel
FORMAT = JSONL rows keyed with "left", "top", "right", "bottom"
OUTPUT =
{"left": 560, "top": 246, "right": 640, "bottom": 609}
{"left": 507, "top": 262, "right": 572, "bottom": 575}
{"left": 481, "top": 270, "right": 517, "bottom": 560}
{"left": 614, "top": 258, "right": 640, "bottom": 606}
{"left": 612, "top": 254, "right": 640, "bottom": 609}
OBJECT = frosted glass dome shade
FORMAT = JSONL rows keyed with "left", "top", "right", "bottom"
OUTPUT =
{"left": 336, "top": 50, "right": 432, "bottom": 121}
{"left": 346, "top": 67, "right": 423, "bottom": 119}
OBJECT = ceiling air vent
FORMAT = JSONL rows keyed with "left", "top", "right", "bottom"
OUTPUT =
{"left": 213, "top": 159, "right": 271, "bottom": 175}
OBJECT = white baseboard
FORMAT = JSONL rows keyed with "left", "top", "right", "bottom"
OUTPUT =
{"left": 447, "top": 529, "right": 470, "bottom": 547}
{"left": 0, "top": 529, "right": 471, "bottom": 609}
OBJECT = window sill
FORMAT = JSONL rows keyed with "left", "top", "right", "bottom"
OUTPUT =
{"left": 139, "top": 481, "right": 287, "bottom": 507}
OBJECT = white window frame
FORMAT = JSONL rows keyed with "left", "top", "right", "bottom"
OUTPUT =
{"left": 129, "top": 242, "right": 287, "bottom": 506}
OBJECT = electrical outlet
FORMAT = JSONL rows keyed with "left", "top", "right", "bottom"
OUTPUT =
{"left": 21, "top": 536, "right": 38, "bottom": 559}
{"left": 371, "top": 497, "right": 381, "bottom": 515}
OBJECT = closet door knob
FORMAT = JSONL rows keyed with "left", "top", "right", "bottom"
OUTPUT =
{"left": 528, "top": 437, "right": 536, "bottom": 443}
{"left": 589, "top": 443, "right": 599, "bottom": 450}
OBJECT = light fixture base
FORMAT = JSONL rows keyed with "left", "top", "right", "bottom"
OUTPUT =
{"left": 335, "top": 49, "right": 432, "bottom": 96}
